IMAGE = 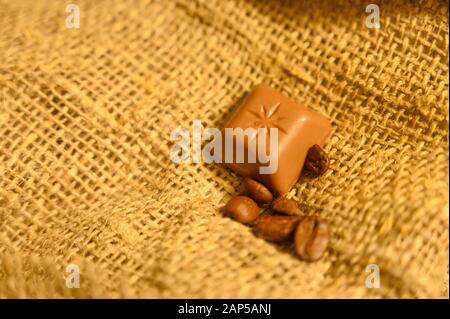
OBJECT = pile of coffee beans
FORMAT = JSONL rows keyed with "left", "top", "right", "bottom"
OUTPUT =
{"left": 224, "top": 144, "right": 330, "bottom": 262}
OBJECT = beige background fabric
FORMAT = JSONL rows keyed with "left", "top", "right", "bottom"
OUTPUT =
{"left": 0, "top": 0, "right": 448, "bottom": 298}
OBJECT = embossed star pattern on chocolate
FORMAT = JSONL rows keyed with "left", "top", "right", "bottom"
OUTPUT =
{"left": 246, "top": 102, "right": 288, "bottom": 141}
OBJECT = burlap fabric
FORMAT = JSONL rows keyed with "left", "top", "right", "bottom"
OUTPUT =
{"left": 0, "top": 0, "right": 448, "bottom": 298}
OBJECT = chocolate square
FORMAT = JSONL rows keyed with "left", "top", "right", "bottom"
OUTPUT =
{"left": 222, "top": 85, "right": 332, "bottom": 195}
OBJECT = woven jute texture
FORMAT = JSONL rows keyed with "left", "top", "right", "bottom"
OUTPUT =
{"left": 0, "top": 0, "right": 448, "bottom": 298}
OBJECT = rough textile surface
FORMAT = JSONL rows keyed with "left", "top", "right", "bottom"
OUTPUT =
{"left": 0, "top": 0, "right": 448, "bottom": 298}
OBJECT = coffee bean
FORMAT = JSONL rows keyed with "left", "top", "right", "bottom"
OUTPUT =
{"left": 294, "top": 215, "right": 329, "bottom": 262}
{"left": 242, "top": 178, "right": 273, "bottom": 204}
{"left": 254, "top": 215, "right": 302, "bottom": 242}
{"left": 225, "top": 195, "right": 260, "bottom": 224}
{"left": 271, "top": 197, "right": 304, "bottom": 216}
{"left": 304, "top": 144, "right": 329, "bottom": 177}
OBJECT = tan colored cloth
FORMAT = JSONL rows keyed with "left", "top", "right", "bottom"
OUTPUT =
{"left": 0, "top": 0, "right": 448, "bottom": 298}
